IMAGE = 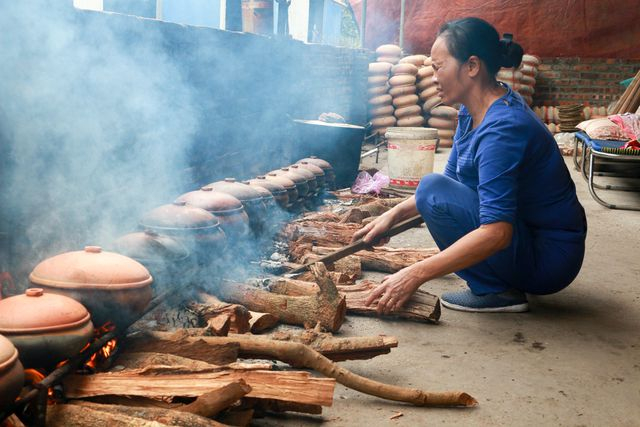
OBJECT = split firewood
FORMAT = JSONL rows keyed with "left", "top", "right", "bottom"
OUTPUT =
{"left": 248, "top": 310, "right": 278, "bottom": 333}
{"left": 268, "top": 276, "right": 320, "bottom": 296}
{"left": 217, "top": 263, "right": 346, "bottom": 332}
{"left": 295, "top": 211, "right": 342, "bottom": 222}
{"left": 121, "top": 334, "right": 239, "bottom": 365}
{"left": 0, "top": 415, "right": 26, "bottom": 427}
{"left": 338, "top": 280, "right": 441, "bottom": 323}
{"left": 310, "top": 245, "right": 440, "bottom": 274}
{"left": 263, "top": 325, "right": 398, "bottom": 362}
{"left": 63, "top": 370, "right": 335, "bottom": 407}
{"left": 339, "top": 207, "right": 367, "bottom": 224}
{"left": 114, "top": 350, "right": 270, "bottom": 374}
{"left": 176, "top": 380, "right": 252, "bottom": 418}
{"left": 283, "top": 221, "right": 361, "bottom": 248}
{"left": 189, "top": 294, "right": 251, "bottom": 334}
{"left": 293, "top": 268, "right": 356, "bottom": 285}
{"left": 298, "top": 252, "right": 362, "bottom": 278}
{"left": 144, "top": 331, "right": 476, "bottom": 407}
{"left": 52, "top": 401, "right": 227, "bottom": 427}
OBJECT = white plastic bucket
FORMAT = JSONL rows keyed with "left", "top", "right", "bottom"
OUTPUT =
{"left": 386, "top": 127, "right": 438, "bottom": 191}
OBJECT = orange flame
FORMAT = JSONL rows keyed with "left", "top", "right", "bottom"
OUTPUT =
{"left": 23, "top": 369, "right": 55, "bottom": 400}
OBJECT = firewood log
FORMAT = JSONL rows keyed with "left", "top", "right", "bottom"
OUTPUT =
{"left": 310, "top": 245, "right": 440, "bottom": 273}
{"left": 263, "top": 326, "right": 398, "bottom": 362}
{"left": 47, "top": 403, "right": 226, "bottom": 427}
{"left": 283, "top": 222, "right": 361, "bottom": 248}
{"left": 62, "top": 370, "right": 335, "bottom": 407}
{"left": 143, "top": 331, "right": 476, "bottom": 407}
{"left": 338, "top": 280, "right": 441, "bottom": 323}
{"left": 217, "top": 263, "right": 346, "bottom": 332}
{"left": 189, "top": 294, "right": 251, "bottom": 334}
{"left": 176, "top": 380, "right": 252, "bottom": 418}
{"left": 216, "top": 409, "right": 254, "bottom": 427}
{"left": 248, "top": 311, "right": 278, "bottom": 333}
{"left": 121, "top": 336, "right": 239, "bottom": 366}
{"left": 298, "top": 253, "right": 362, "bottom": 278}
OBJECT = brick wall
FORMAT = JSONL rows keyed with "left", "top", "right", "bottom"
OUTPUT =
{"left": 533, "top": 58, "right": 640, "bottom": 107}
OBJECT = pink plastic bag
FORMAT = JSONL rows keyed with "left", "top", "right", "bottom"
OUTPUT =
{"left": 351, "top": 171, "right": 390, "bottom": 195}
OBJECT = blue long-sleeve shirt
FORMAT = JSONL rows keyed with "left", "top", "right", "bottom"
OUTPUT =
{"left": 444, "top": 85, "right": 586, "bottom": 242}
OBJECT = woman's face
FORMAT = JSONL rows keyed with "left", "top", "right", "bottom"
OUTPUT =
{"left": 430, "top": 36, "right": 468, "bottom": 106}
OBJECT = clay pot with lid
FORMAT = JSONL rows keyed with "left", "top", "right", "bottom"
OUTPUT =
{"left": 263, "top": 173, "right": 299, "bottom": 210}
{"left": 247, "top": 176, "right": 289, "bottom": 210}
{"left": 176, "top": 187, "right": 250, "bottom": 239}
{"left": 205, "top": 178, "right": 267, "bottom": 235}
{"left": 268, "top": 168, "right": 309, "bottom": 204}
{"left": 113, "top": 230, "right": 190, "bottom": 291}
{"left": 29, "top": 247, "right": 153, "bottom": 329}
{"left": 294, "top": 161, "right": 326, "bottom": 191}
{"left": 289, "top": 164, "right": 322, "bottom": 198}
{"left": 297, "top": 156, "right": 336, "bottom": 189}
{"left": 0, "top": 334, "right": 24, "bottom": 407}
{"left": 139, "top": 201, "right": 227, "bottom": 266}
{"left": 0, "top": 288, "right": 94, "bottom": 368}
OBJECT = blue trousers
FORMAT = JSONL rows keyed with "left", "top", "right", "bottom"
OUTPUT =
{"left": 415, "top": 174, "right": 585, "bottom": 295}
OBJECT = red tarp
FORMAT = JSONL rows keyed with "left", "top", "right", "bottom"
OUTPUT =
{"left": 350, "top": 0, "right": 640, "bottom": 59}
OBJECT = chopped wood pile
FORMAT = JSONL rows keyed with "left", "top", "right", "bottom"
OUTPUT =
{"left": 23, "top": 192, "right": 476, "bottom": 427}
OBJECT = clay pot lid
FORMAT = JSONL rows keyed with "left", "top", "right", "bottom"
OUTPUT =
{"left": 297, "top": 157, "right": 333, "bottom": 170}
{"left": 205, "top": 178, "right": 263, "bottom": 202}
{"left": 176, "top": 187, "right": 244, "bottom": 214}
{"left": 289, "top": 164, "right": 317, "bottom": 180}
{"left": 113, "top": 230, "right": 189, "bottom": 262}
{"left": 243, "top": 181, "right": 274, "bottom": 200}
{"left": 29, "top": 247, "right": 153, "bottom": 290}
{"left": 0, "top": 289, "right": 92, "bottom": 334}
{"left": 269, "top": 168, "right": 307, "bottom": 184}
{"left": 140, "top": 201, "right": 221, "bottom": 231}
{"left": 0, "top": 334, "right": 19, "bottom": 372}
{"left": 263, "top": 173, "right": 296, "bottom": 189}
{"left": 248, "top": 176, "right": 287, "bottom": 195}
{"left": 295, "top": 161, "right": 325, "bottom": 177}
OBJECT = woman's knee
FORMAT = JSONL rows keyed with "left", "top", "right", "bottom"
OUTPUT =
{"left": 415, "top": 173, "right": 458, "bottom": 217}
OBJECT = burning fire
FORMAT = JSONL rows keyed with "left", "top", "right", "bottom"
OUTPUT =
{"left": 84, "top": 322, "right": 118, "bottom": 370}
{"left": 23, "top": 369, "right": 55, "bottom": 400}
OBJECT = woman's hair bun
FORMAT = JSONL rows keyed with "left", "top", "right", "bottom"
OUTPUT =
{"left": 499, "top": 33, "right": 524, "bottom": 69}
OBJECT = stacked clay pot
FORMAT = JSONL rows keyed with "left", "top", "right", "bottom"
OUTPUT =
{"left": 390, "top": 62, "right": 423, "bottom": 127}
{"left": 427, "top": 105, "right": 458, "bottom": 148}
{"left": 497, "top": 54, "right": 539, "bottom": 106}
{"left": 367, "top": 61, "right": 395, "bottom": 136}
{"left": 518, "top": 54, "right": 540, "bottom": 105}
{"left": 417, "top": 57, "right": 443, "bottom": 120}
{"left": 375, "top": 44, "right": 402, "bottom": 65}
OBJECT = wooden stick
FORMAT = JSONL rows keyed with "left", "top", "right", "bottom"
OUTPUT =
{"left": 176, "top": 380, "right": 252, "bottom": 418}
{"left": 288, "top": 215, "right": 424, "bottom": 273}
{"left": 144, "top": 332, "right": 476, "bottom": 407}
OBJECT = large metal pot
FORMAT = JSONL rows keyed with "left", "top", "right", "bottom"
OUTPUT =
{"left": 113, "top": 230, "right": 190, "bottom": 292}
{"left": 29, "top": 247, "right": 153, "bottom": 330}
{"left": 0, "top": 289, "right": 94, "bottom": 369}
{"left": 292, "top": 120, "right": 364, "bottom": 188}
{"left": 205, "top": 178, "right": 267, "bottom": 235}
{"left": 0, "top": 334, "right": 24, "bottom": 408}
{"left": 176, "top": 187, "right": 250, "bottom": 240}
{"left": 297, "top": 156, "right": 336, "bottom": 190}
{"left": 139, "top": 201, "right": 227, "bottom": 267}
{"left": 247, "top": 176, "right": 289, "bottom": 210}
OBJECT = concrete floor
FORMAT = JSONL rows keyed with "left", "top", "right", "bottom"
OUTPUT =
{"left": 257, "top": 147, "right": 640, "bottom": 427}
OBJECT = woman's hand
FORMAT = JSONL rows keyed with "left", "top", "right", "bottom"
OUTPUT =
{"left": 350, "top": 214, "right": 395, "bottom": 245}
{"left": 365, "top": 264, "right": 425, "bottom": 315}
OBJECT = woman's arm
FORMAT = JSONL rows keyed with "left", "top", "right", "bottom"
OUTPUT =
{"left": 351, "top": 195, "right": 419, "bottom": 244}
{"left": 367, "top": 221, "right": 513, "bottom": 314}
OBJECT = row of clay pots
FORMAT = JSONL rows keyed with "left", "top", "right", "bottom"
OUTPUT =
{"left": 390, "top": 61, "right": 424, "bottom": 128}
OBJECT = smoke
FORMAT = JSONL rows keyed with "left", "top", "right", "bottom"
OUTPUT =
{"left": 0, "top": 1, "right": 367, "bottom": 288}
{"left": 0, "top": 1, "right": 197, "bottom": 275}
